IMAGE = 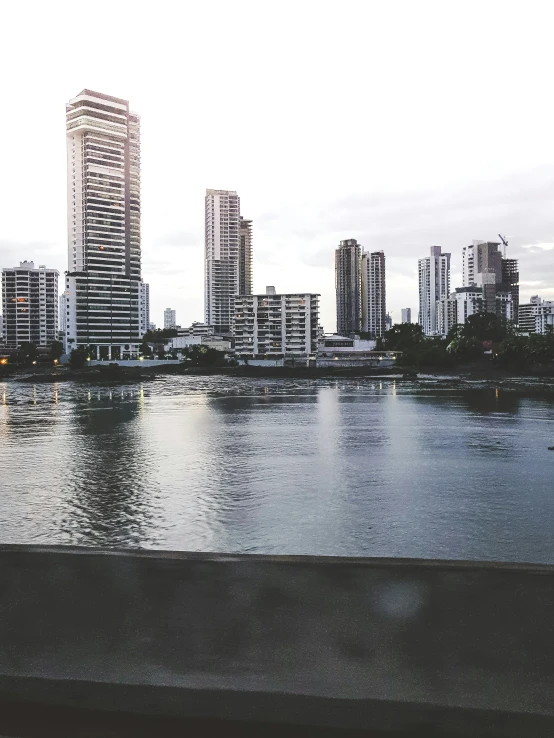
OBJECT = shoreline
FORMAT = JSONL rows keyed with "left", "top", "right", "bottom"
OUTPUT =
{"left": 2, "top": 363, "right": 554, "bottom": 389}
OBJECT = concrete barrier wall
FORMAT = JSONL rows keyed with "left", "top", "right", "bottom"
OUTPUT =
{"left": 0, "top": 547, "right": 552, "bottom": 736}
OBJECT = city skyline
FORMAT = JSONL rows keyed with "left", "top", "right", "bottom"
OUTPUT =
{"left": 1, "top": 4, "right": 554, "bottom": 333}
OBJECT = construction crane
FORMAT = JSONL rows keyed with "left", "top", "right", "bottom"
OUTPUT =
{"left": 498, "top": 234, "right": 508, "bottom": 258}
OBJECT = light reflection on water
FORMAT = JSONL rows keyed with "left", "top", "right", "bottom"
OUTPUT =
{"left": 0, "top": 376, "right": 553, "bottom": 563}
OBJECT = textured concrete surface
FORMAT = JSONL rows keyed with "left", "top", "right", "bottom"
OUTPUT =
{"left": 0, "top": 547, "right": 552, "bottom": 736}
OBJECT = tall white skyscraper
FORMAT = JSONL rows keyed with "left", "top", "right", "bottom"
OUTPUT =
{"left": 205, "top": 189, "right": 252, "bottom": 335}
{"left": 65, "top": 89, "right": 141, "bottom": 360}
{"left": 2, "top": 262, "right": 59, "bottom": 347}
{"left": 418, "top": 246, "right": 451, "bottom": 336}
{"left": 401, "top": 308, "right": 412, "bottom": 324}
{"left": 361, "top": 251, "right": 386, "bottom": 338}
{"left": 164, "top": 308, "right": 176, "bottom": 329}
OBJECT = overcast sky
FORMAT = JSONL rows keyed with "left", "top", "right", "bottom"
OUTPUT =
{"left": 1, "top": 0, "right": 553, "bottom": 331}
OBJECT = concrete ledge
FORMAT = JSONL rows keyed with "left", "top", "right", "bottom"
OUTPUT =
{"left": 0, "top": 547, "right": 552, "bottom": 736}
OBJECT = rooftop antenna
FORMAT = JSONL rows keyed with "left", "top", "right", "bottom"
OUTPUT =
{"left": 498, "top": 234, "right": 508, "bottom": 258}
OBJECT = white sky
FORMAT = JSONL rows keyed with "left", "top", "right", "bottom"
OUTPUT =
{"left": 1, "top": 0, "right": 553, "bottom": 331}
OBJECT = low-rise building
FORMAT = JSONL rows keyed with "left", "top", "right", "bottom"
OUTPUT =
{"left": 234, "top": 287, "right": 319, "bottom": 362}
{"left": 177, "top": 322, "right": 215, "bottom": 338}
{"left": 316, "top": 334, "right": 397, "bottom": 368}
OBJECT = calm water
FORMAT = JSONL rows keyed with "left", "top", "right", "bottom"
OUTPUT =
{"left": 0, "top": 376, "right": 553, "bottom": 563}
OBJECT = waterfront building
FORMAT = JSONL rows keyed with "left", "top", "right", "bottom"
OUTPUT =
{"left": 205, "top": 189, "right": 251, "bottom": 335}
{"left": 518, "top": 296, "right": 542, "bottom": 333}
{"left": 534, "top": 301, "right": 554, "bottom": 334}
{"left": 65, "top": 89, "right": 141, "bottom": 360}
{"left": 437, "top": 296, "right": 457, "bottom": 336}
{"left": 450, "top": 285, "right": 512, "bottom": 327}
{"left": 462, "top": 241, "right": 502, "bottom": 287}
{"left": 501, "top": 258, "right": 520, "bottom": 324}
{"left": 234, "top": 287, "right": 319, "bottom": 360}
{"left": 401, "top": 308, "right": 412, "bottom": 324}
{"left": 1, "top": 262, "right": 59, "bottom": 348}
{"left": 164, "top": 308, "right": 176, "bottom": 329}
{"left": 59, "top": 290, "right": 69, "bottom": 336}
{"left": 239, "top": 217, "right": 253, "bottom": 296}
{"left": 418, "top": 246, "right": 451, "bottom": 335}
{"left": 462, "top": 240, "right": 519, "bottom": 324}
{"left": 451, "top": 287, "right": 485, "bottom": 325}
{"left": 139, "top": 282, "right": 150, "bottom": 337}
{"left": 177, "top": 321, "right": 214, "bottom": 338}
{"left": 335, "top": 239, "right": 361, "bottom": 335}
{"left": 316, "top": 334, "right": 397, "bottom": 368}
{"left": 361, "top": 251, "right": 386, "bottom": 338}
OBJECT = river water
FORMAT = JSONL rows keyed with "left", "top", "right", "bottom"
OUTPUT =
{"left": 0, "top": 376, "right": 553, "bottom": 563}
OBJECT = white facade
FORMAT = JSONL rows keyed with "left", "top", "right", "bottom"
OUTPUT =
{"left": 534, "top": 301, "right": 554, "bottom": 334}
{"left": 1, "top": 262, "right": 59, "bottom": 347}
{"left": 59, "top": 290, "right": 69, "bottom": 335}
{"left": 177, "top": 321, "right": 214, "bottom": 338}
{"left": 169, "top": 334, "right": 202, "bottom": 349}
{"left": 234, "top": 288, "right": 320, "bottom": 357}
{"left": 418, "top": 246, "right": 451, "bottom": 336}
{"left": 361, "top": 251, "right": 386, "bottom": 338}
{"left": 518, "top": 297, "right": 554, "bottom": 335}
{"left": 205, "top": 189, "right": 246, "bottom": 334}
{"left": 437, "top": 296, "right": 457, "bottom": 336}
{"left": 164, "top": 308, "right": 176, "bottom": 329}
{"left": 139, "top": 282, "right": 150, "bottom": 336}
{"left": 451, "top": 285, "right": 512, "bottom": 327}
{"left": 65, "top": 89, "right": 141, "bottom": 359}
{"left": 316, "top": 334, "right": 397, "bottom": 368}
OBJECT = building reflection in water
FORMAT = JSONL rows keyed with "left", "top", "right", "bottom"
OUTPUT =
{"left": 62, "top": 386, "right": 157, "bottom": 548}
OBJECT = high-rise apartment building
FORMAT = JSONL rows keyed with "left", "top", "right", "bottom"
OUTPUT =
{"left": 501, "top": 258, "right": 520, "bottom": 325}
{"left": 361, "top": 251, "right": 386, "bottom": 338}
{"left": 462, "top": 241, "right": 502, "bottom": 287}
{"left": 1, "top": 262, "right": 59, "bottom": 347}
{"left": 418, "top": 246, "right": 451, "bottom": 335}
{"left": 401, "top": 308, "right": 412, "bottom": 324}
{"left": 59, "top": 290, "right": 69, "bottom": 337}
{"left": 519, "top": 297, "right": 554, "bottom": 334}
{"left": 239, "top": 217, "right": 253, "bottom": 296}
{"left": 462, "top": 240, "right": 518, "bottom": 323}
{"left": 65, "top": 89, "right": 141, "bottom": 360}
{"left": 164, "top": 308, "right": 176, "bottom": 329}
{"left": 335, "top": 239, "right": 361, "bottom": 335}
{"left": 205, "top": 189, "right": 251, "bottom": 335}
{"left": 234, "top": 288, "right": 319, "bottom": 358}
{"left": 437, "top": 295, "right": 458, "bottom": 336}
{"left": 139, "top": 282, "right": 150, "bottom": 336}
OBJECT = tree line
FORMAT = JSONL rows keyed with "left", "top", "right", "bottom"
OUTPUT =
{"left": 377, "top": 313, "right": 554, "bottom": 371}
